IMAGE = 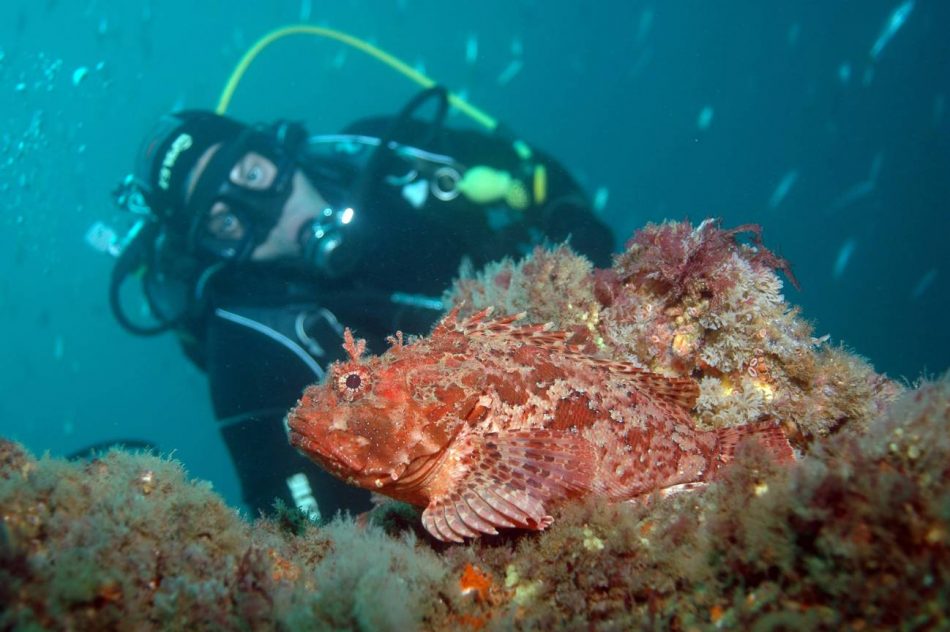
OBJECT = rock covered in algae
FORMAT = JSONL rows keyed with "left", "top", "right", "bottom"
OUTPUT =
{"left": 0, "top": 441, "right": 451, "bottom": 631}
{"left": 447, "top": 218, "right": 902, "bottom": 448}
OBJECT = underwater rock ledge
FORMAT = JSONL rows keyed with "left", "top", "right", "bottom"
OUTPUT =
{"left": 1, "top": 377, "right": 948, "bottom": 631}
{"left": 2, "top": 221, "right": 944, "bottom": 630}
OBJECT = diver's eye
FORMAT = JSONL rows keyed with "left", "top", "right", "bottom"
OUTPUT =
{"left": 231, "top": 152, "right": 277, "bottom": 190}
{"left": 336, "top": 366, "right": 370, "bottom": 402}
{"left": 206, "top": 206, "right": 244, "bottom": 240}
{"left": 246, "top": 165, "right": 263, "bottom": 183}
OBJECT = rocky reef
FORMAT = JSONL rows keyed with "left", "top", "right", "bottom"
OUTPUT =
{"left": 2, "top": 220, "right": 945, "bottom": 630}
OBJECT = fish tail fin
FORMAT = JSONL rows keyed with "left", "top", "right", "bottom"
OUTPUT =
{"left": 619, "top": 368, "right": 699, "bottom": 410}
{"left": 642, "top": 374, "right": 700, "bottom": 410}
{"left": 717, "top": 421, "right": 795, "bottom": 465}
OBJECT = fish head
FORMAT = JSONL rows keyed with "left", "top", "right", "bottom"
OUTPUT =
{"left": 288, "top": 328, "right": 475, "bottom": 498}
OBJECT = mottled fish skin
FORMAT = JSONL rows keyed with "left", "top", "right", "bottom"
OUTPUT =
{"left": 288, "top": 307, "right": 793, "bottom": 542}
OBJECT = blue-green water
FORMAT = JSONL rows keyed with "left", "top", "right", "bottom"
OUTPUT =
{"left": 1, "top": 0, "right": 946, "bottom": 510}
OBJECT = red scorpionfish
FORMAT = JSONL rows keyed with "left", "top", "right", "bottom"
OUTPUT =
{"left": 288, "top": 307, "right": 794, "bottom": 542}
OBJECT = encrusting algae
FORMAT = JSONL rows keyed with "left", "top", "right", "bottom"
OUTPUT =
{"left": 1, "top": 219, "right": 945, "bottom": 630}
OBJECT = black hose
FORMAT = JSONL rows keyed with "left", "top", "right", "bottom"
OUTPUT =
{"left": 352, "top": 86, "right": 450, "bottom": 210}
{"left": 109, "top": 222, "right": 173, "bottom": 336}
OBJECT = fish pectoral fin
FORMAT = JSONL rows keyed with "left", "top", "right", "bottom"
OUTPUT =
{"left": 420, "top": 429, "right": 593, "bottom": 542}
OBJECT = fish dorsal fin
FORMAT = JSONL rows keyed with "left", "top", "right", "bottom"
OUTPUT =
{"left": 582, "top": 358, "right": 699, "bottom": 411}
{"left": 456, "top": 308, "right": 578, "bottom": 350}
{"left": 436, "top": 307, "right": 697, "bottom": 410}
{"left": 421, "top": 429, "right": 594, "bottom": 542}
{"left": 435, "top": 304, "right": 465, "bottom": 331}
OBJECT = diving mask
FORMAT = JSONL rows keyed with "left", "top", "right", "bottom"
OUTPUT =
{"left": 185, "top": 120, "right": 305, "bottom": 261}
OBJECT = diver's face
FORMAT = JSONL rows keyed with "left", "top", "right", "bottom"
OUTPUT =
{"left": 248, "top": 167, "right": 324, "bottom": 261}
{"left": 189, "top": 147, "right": 323, "bottom": 261}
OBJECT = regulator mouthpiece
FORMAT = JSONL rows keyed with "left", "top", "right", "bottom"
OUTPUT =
{"left": 299, "top": 206, "right": 361, "bottom": 279}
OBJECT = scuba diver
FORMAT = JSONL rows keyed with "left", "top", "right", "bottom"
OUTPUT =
{"left": 107, "top": 86, "right": 614, "bottom": 519}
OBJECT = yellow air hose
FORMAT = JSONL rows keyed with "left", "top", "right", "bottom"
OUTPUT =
{"left": 215, "top": 24, "right": 546, "bottom": 207}
{"left": 215, "top": 24, "right": 497, "bottom": 132}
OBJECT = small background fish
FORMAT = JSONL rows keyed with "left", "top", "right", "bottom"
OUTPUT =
{"left": 289, "top": 308, "right": 793, "bottom": 542}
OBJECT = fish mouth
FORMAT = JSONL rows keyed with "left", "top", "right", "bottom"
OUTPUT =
{"left": 328, "top": 435, "right": 369, "bottom": 472}
{"left": 289, "top": 430, "right": 323, "bottom": 461}
{"left": 290, "top": 429, "right": 369, "bottom": 473}
{"left": 286, "top": 412, "right": 313, "bottom": 440}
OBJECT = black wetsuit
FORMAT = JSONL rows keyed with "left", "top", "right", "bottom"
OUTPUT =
{"left": 179, "top": 118, "right": 614, "bottom": 518}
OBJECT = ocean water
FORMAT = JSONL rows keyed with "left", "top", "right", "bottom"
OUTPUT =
{"left": 0, "top": 0, "right": 946, "bottom": 511}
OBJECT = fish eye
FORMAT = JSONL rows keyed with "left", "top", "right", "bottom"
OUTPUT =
{"left": 336, "top": 366, "right": 369, "bottom": 402}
